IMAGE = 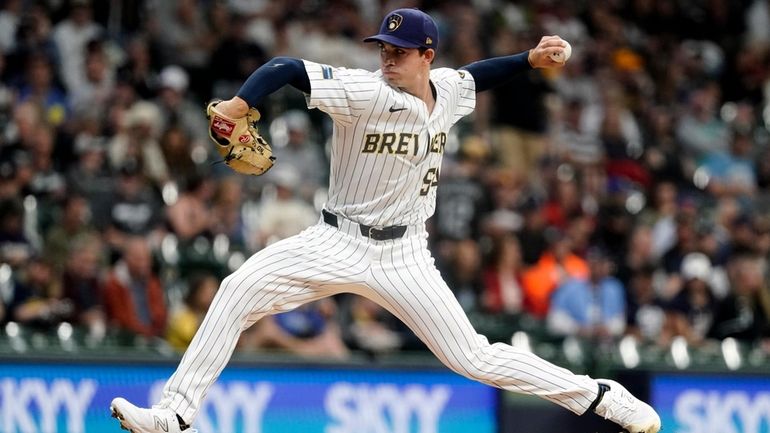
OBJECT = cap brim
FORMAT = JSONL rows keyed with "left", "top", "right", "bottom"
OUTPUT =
{"left": 363, "top": 34, "right": 423, "bottom": 49}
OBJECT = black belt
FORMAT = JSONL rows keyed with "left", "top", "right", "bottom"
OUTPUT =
{"left": 322, "top": 210, "right": 407, "bottom": 241}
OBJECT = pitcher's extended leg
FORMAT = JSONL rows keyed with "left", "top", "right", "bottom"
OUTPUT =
{"left": 158, "top": 223, "right": 369, "bottom": 422}
{"left": 365, "top": 235, "right": 598, "bottom": 414}
{"left": 363, "top": 236, "right": 660, "bottom": 432}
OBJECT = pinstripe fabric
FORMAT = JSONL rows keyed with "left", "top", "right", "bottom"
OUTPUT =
{"left": 155, "top": 60, "right": 601, "bottom": 424}
{"left": 362, "top": 232, "right": 598, "bottom": 414}
{"left": 303, "top": 61, "right": 475, "bottom": 227}
{"left": 160, "top": 222, "right": 372, "bottom": 420}
{"left": 159, "top": 225, "right": 598, "bottom": 421}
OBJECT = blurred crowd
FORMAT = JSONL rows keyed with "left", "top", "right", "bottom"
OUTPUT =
{"left": 1, "top": 0, "right": 770, "bottom": 362}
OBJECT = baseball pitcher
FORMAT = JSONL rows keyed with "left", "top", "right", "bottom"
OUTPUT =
{"left": 111, "top": 8, "right": 661, "bottom": 433}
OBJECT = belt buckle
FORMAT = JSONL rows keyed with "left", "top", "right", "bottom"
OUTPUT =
{"left": 367, "top": 226, "right": 380, "bottom": 240}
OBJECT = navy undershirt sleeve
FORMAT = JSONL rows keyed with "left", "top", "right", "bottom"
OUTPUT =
{"left": 460, "top": 51, "right": 532, "bottom": 93}
{"left": 236, "top": 57, "right": 311, "bottom": 106}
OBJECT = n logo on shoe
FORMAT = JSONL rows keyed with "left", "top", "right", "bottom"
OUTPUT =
{"left": 153, "top": 415, "right": 169, "bottom": 432}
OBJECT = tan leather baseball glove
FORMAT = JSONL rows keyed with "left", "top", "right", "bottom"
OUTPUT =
{"left": 206, "top": 100, "right": 275, "bottom": 176}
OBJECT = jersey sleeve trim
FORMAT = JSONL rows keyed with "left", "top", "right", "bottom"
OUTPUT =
{"left": 303, "top": 60, "right": 379, "bottom": 127}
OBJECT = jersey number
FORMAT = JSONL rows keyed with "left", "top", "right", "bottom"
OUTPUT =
{"left": 420, "top": 167, "right": 440, "bottom": 196}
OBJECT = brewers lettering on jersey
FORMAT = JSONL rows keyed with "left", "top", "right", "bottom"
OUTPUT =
{"left": 110, "top": 8, "right": 661, "bottom": 433}
{"left": 306, "top": 62, "right": 466, "bottom": 225}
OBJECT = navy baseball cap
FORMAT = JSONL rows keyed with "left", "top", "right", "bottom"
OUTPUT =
{"left": 364, "top": 8, "right": 439, "bottom": 50}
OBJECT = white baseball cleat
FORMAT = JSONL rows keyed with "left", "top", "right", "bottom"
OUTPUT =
{"left": 594, "top": 379, "right": 661, "bottom": 433}
{"left": 110, "top": 398, "right": 195, "bottom": 433}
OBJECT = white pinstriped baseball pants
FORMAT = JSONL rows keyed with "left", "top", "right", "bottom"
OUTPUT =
{"left": 159, "top": 218, "right": 599, "bottom": 422}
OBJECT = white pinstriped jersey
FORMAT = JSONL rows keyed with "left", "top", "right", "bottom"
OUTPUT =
{"left": 152, "top": 60, "right": 606, "bottom": 430}
{"left": 303, "top": 60, "right": 476, "bottom": 227}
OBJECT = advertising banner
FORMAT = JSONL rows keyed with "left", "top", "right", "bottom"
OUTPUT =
{"left": 651, "top": 374, "right": 770, "bottom": 433}
{"left": 0, "top": 361, "right": 497, "bottom": 433}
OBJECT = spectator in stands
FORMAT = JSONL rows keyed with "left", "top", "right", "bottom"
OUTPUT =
{"left": 101, "top": 161, "right": 164, "bottom": 254}
{"left": 240, "top": 298, "right": 349, "bottom": 360}
{"left": 565, "top": 209, "right": 596, "bottom": 258}
{"left": 660, "top": 205, "right": 701, "bottom": 298}
{"left": 68, "top": 105, "right": 104, "bottom": 162}
{"left": 66, "top": 118, "right": 112, "bottom": 209}
{"left": 675, "top": 83, "right": 730, "bottom": 160}
{"left": 205, "top": 2, "right": 231, "bottom": 55}
{"left": 745, "top": 0, "right": 770, "bottom": 45}
{"left": 593, "top": 200, "right": 634, "bottom": 261}
{"left": 0, "top": 50, "right": 12, "bottom": 125}
{"left": 107, "top": 101, "right": 168, "bottom": 187}
{"left": 624, "top": 265, "right": 668, "bottom": 346}
{"left": 516, "top": 196, "right": 549, "bottom": 266}
{"left": 754, "top": 145, "right": 770, "bottom": 190}
{"left": 60, "top": 234, "right": 105, "bottom": 334}
{"left": 488, "top": 27, "right": 552, "bottom": 179}
{"left": 696, "top": 222, "right": 731, "bottom": 300}
{"left": 4, "top": 144, "right": 35, "bottom": 202}
{"left": 69, "top": 38, "right": 115, "bottom": 117}
{"left": 115, "top": 35, "right": 155, "bottom": 100}
{"left": 52, "top": 0, "right": 103, "bottom": 95}
{"left": 15, "top": 52, "right": 69, "bottom": 128}
{"left": 209, "top": 12, "right": 267, "bottom": 99}
{"left": 0, "top": 197, "right": 35, "bottom": 268}
{"left": 698, "top": 129, "right": 757, "bottom": 199}
{"left": 481, "top": 234, "right": 527, "bottom": 315}
{"left": 340, "top": 295, "right": 407, "bottom": 354}
{"left": 439, "top": 238, "right": 485, "bottom": 312}
{"left": 159, "top": 125, "right": 198, "bottom": 183}
{"left": 166, "top": 273, "right": 218, "bottom": 351}
{"left": 0, "top": 161, "right": 19, "bottom": 200}
{"left": 641, "top": 107, "right": 687, "bottom": 185}
{"left": 154, "top": 0, "right": 215, "bottom": 98}
{"left": 26, "top": 124, "right": 66, "bottom": 205}
{"left": 266, "top": 110, "right": 327, "bottom": 201}
{"left": 547, "top": 246, "right": 626, "bottom": 339}
{"left": 0, "top": 0, "right": 21, "bottom": 53}
{"left": 729, "top": 212, "right": 759, "bottom": 255}
{"left": 165, "top": 174, "right": 214, "bottom": 243}
{"left": 595, "top": 85, "right": 646, "bottom": 186}
{"left": 44, "top": 193, "right": 98, "bottom": 272}
{"left": 8, "top": 4, "right": 58, "bottom": 77}
{"left": 482, "top": 173, "right": 527, "bottom": 247}
{"left": 542, "top": 166, "right": 583, "bottom": 230}
{"left": 615, "top": 224, "right": 656, "bottom": 287}
{"left": 154, "top": 65, "right": 209, "bottom": 147}
{"left": 255, "top": 167, "right": 317, "bottom": 248}
{"left": 550, "top": 44, "right": 597, "bottom": 107}
{"left": 664, "top": 252, "right": 717, "bottom": 346}
{"left": 284, "top": 3, "right": 375, "bottom": 70}
{"left": 551, "top": 96, "right": 603, "bottom": 166}
{"left": 709, "top": 253, "right": 770, "bottom": 342}
{"left": 5, "top": 257, "right": 69, "bottom": 329}
{"left": 102, "top": 236, "right": 167, "bottom": 338}
{"left": 521, "top": 228, "right": 589, "bottom": 318}
{"left": 209, "top": 177, "right": 247, "bottom": 248}
{"left": 433, "top": 135, "right": 492, "bottom": 245}
{"left": 709, "top": 196, "right": 741, "bottom": 260}
{"left": 752, "top": 214, "right": 770, "bottom": 258}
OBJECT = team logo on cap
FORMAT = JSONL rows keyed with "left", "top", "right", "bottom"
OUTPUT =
{"left": 426, "top": 37, "right": 433, "bottom": 45}
{"left": 387, "top": 13, "right": 403, "bottom": 31}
